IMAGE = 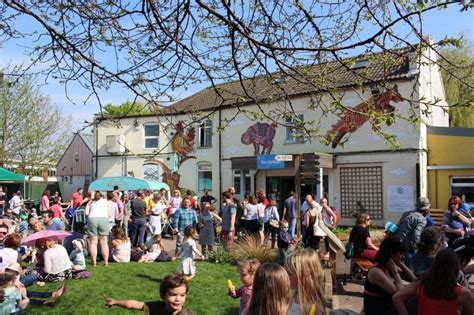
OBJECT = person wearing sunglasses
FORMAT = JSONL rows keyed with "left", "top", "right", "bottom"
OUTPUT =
{"left": 441, "top": 196, "right": 471, "bottom": 246}
{"left": 0, "top": 223, "right": 9, "bottom": 249}
{"left": 349, "top": 213, "right": 379, "bottom": 262}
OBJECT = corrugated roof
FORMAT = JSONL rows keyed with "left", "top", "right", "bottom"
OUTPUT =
{"left": 164, "top": 46, "right": 415, "bottom": 114}
{"left": 79, "top": 133, "right": 95, "bottom": 152}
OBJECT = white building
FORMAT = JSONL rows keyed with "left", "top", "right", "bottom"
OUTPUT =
{"left": 94, "top": 46, "right": 448, "bottom": 225}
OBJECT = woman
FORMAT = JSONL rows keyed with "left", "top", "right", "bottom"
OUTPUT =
{"left": 50, "top": 197, "right": 67, "bottom": 226}
{"left": 243, "top": 195, "right": 260, "bottom": 235}
{"left": 80, "top": 191, "right": 92, "bottom": 208}
{"left": 305, "top": 201, "right": 324, "bottom": 250}
{"left": 363, "top": 235, "right": 416, "bottom": 315}
{"left": 442, "top": 195, "right": 470, "bottom": 245}
{"left": 149, "top": 194, "right": 166, "bottom": 236}
{"left": 41, "top": 189, "right": 50, "bottom": 211}
{"left": 32, "top": 239, "right": 73, "bottom": 282}
{"left": 86, "top": 192, "right": 110, "bottom": 267}
{"left": 169, "top": 189, "right": 183, "bottom": 209}
{"left": 349, "top": 213, "right": 379, "bottom": 262}
{"left": 198, "top": 202, "right": 221, "bottom": 259}
{"left": 121, "top": 193, "right": 131, "bottom": 236}
{"left": 410, "top": 226, "right": 444, "bottom": 278}
{"left": 263, "top": 199, "right": 280, "bottom": 249}
{"left": 0, "top": 233, "right": 21, "bottom": 271}
{"left": 393, "top": 248, "right": 474, "bottom": 315}
{"left": 109, "top": 225, "right": 131, "bottom": 263}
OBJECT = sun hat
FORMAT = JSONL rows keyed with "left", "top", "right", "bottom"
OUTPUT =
{"left": 6, "top": 262, "right": 22, "bottom": 273}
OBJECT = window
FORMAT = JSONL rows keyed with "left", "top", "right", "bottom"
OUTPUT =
{"left": 198, "top": 120, "right": 212, "bottom": 148}
{"left": 285, "top": 114, "right": 305, "bottom": 143}
{"left": 143, "top": 163, "right": 161, "bottom": 181}
{"left": 144, "top": 123, "right": 159, "bottom": 149}
{"left": 451, "top": 176, "right": 474, "bottom": 207}
{"left": 233, "top": 170, "right": 251, "bottom": 195}
{"left": 340, "top": 167, "right": 383, "bottom": 219}
{"left": 351, "top": 59, "right": 369, "bottom": 69}
{"left": 197, "top": 162, "right": 212, "bottom": 191}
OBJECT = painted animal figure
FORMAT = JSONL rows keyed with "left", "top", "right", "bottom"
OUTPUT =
{"left": 324, "top": 85, "right": 402, "bottom": 148}
{"left": 241, "top": 122, "right": 278, "bottom": 155}
{"left": 171, "top": 121, "right": 196, "bottom": 157}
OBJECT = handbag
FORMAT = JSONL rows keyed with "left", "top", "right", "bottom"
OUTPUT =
{"left": 313, "top": 216, "right": 327, "bottom": 237}
{"left": 269, "top": 219, "right": 279, "bottom": 228}
{"left": 344, "top": 241, "right": 354, "bottom": 259}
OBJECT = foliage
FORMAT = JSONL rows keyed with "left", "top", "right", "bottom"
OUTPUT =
{"left": 228, "top": 234, "right": 278, "bottom": 265}
{"left": 0, "top": 67, "right": 74, "bottom": 174}
{"left": 207, "top": 245, "right": 231, "bottom": 264}
{"left": 332, "top": 226, "right": 353, "bottom": 235}
{"left": 103, "top": 100, "right": 152, "bottom": 117}
{"left": 439, "top": 38, "right": 474, "bottom": 127}
{"left": 24, "top": 261, "right": 240, "bottom": 315}
{"left": 0, "top": 1, "right": 471, "bottom": 146}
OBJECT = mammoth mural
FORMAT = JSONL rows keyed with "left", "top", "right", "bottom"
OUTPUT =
{"left": 241, "top": 122, "right": 277, "bottom": 155}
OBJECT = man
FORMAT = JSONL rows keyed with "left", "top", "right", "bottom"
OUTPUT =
{"left": 393, "top": 197, "right": 429, "bottom": 265}
{"left": 200, "top": 189, "right": 216, "bottom": 209}
{"left": 107, "top": 192, "right": 119, "bottom": 230}
{"left": 185, "top": 190, "right": 199, "bottom": 212}
{"left": 71, "top": 188, "right": 83, "bottom": 208}
{"left": 173, "top": 197, "right": 198, "bottom": 254}
{"left": 227, "top": 187, "right": 236, "bottom": 204}
{"left": 159, "top": 188, "right": 168, "bottom": 204}
{"left": 9, "top": 191, "right": 23, "bottom": 215}
{"left": 0, "top": 223, "right": 9, "bottom": 249}
{"left": 114, "top": 191, "right": 124, "bottom": 225}
{"left": 282, "top": 191, "right": 297, "bottom": 238}
{"left": 50, "top": 191, "right": 62, "bottom": 204}
{"left": 300, "top": 194, "right": 317, "bottom": 246}
{"left": 220, "top": 192, "right": 237, "bottom": 251}
{"left": 130, "top": 190, "right": 148, "bottom": 248}
{"left": 42, "top": 210, "right": 63, "bottom": 231}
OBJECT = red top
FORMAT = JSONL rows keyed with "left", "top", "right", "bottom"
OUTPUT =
{"left": 71, "top": 192, "right": 83, "bottom": 208}
{"left": 50, "top": 204, "right": 62, "bottom": 218}
{"left": 417, "top": 283, "right": 461, "bottom": 315}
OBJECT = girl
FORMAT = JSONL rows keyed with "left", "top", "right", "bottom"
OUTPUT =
{"left": 247, "top": 262, "right": 291, "bottom": 315}
{"left": 176, "top": 226, "right": 204, "bottom": 280}
{"left": 139, "top": 234, "right": 165, "bottom": 262}
{"left": 284, "top": 249, "right": 326, "bottom": 315}
{"left": 170, "top": 189, "right": 183, "bottom": 208}
{"left": 69, "top": 239, "right": 86, "bottom": 270}
{"left": 0, "top": 273, "right": 29, "bottom": 314}
{"left": 149, "top": 196, "right": 166, "bottom": 236}
{"left": 394, "top": 248, "right": 474, "bottom": 315}
{"left": 228, "top": 259, "right": 260, "bottom": 315}
{"left": 198, "top": 202, "right": 222, "bottom": 259}
{"left": 109, "top": 225, "right": 131, "bottom": 263}
{"left": 263, "top": 199, "right": 280, "bottom": 249}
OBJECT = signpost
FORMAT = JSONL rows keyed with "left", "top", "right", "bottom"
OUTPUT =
{"left": 256, "top": 155, "right": 285, "bottom": 169}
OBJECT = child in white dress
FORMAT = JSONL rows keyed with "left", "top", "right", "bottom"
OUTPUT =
{"left": 176, "top": 226, "right": 204, "bottom": 280}
{"left": 139, "top": 235, "right": 164, "bottom": 263}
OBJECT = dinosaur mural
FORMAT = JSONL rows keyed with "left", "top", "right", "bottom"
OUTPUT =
{"left": 324, "top": 85, "right": 402, "bottom": 148}
{"left": 241, "top": 122, "right": 278, "bottom": 155}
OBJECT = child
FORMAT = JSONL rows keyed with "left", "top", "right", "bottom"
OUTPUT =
{"left": 0, "top": 272, "right": 29, "bottom": 314}
{"left": 104, "top": 272, "right": 192, "bottom": 314}
{"left": 70, "top": 239, "right": 86, "bottom": 270}
{"left": 228, "top": 258, "right": 260, "bottom": 315}
{"left": 277, "top": 220, "right": 293, "bottom": 265}
{"left": 176, "top": 226, "right": 204, "bottom": 280}
{"left": 247, "top": 262, "right": 291, "bottom": 315}
{"left": 284, "top": 249, "right": 326, "bottom": 315}
{"left": 139, "top": 234, "right": 164, "bottom": 263}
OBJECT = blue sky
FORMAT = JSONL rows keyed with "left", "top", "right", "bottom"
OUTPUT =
{"left": 0, "top": 3, "right": 472, "bottom": 132}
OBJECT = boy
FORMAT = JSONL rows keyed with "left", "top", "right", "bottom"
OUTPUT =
{"left": 277, "top": 220, "right": 294, "bottom": 265}
{"left": 104, "top": 273, "right": 192, "bottom": 314}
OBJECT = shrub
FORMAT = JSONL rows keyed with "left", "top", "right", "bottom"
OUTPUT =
{"left": 208, "top": 245, "right": 231, "bottom": 264}
{"left": 228, "top": 234, "right": 277, "bottom": 264}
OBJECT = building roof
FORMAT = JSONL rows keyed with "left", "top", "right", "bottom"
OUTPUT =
{"left": 79, "top": 133, "right": 95, "bottom": 152}
{"left": 164, "top": 46, "right": 415, "bottom": 114}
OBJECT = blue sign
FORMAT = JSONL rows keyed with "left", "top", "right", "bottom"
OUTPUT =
{"left": 257, "top": 155, "right": 285, "bottom": 169}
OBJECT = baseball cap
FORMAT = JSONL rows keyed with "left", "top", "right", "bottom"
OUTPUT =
{"left": 417, "top": 197, "right": 430, "bottom": 211}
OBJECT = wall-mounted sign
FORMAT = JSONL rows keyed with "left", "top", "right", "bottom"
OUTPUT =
{"left": 257, "top": 155, "right": 285, "bottom": 169}
{"left": 275, "top": 155, "right": 293, "bottom": 161}
{"left": 387, "top": 185, "right": 414, "bottom": 212}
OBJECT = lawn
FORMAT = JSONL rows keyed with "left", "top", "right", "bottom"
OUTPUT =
{"left": 24, "top": 260, "right": 240, "bottom": 315}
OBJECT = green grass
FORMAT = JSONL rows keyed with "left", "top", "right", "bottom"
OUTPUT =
{"left": 24, "top": 261, "right": 240, "bottom": 314}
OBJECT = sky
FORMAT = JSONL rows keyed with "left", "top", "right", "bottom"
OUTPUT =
{"left": 0, "top": 2, "right": 473, "bottom": 133}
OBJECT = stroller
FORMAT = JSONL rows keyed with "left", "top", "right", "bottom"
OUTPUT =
{"left": 161, "top": 206, "right": 176, "bottom": 240}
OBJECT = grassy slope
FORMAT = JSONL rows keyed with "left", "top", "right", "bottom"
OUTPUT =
{"left": 24, "top": 261, "right": 240, "bottom": 315}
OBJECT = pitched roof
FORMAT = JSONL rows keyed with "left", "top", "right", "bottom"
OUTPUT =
{"left": 165, "top": 46, "right": 415, "bottom": 114}
{"left": 78, "top": 133, "right": 95, "bottom": 153}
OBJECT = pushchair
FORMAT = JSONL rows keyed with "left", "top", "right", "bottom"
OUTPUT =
{"left": 161, "top": 206, "right": 176, "bottom": 240}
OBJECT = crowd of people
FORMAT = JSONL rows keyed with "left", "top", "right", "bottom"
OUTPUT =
{"left": 0, "top": 184, "right": 473, "bottom": 314}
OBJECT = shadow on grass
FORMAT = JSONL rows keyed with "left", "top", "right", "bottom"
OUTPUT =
{"left": 222, "top": 306, "right": 240, "bottom": 314}
{"left": 136, "top": 274, "right": 164, "bottom": 284}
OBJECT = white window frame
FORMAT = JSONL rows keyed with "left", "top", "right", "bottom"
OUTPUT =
{"left": 285, "top": 114, "right": 305, "bottom": 143}
{"left": 143, "top": 123, "right": 159, "bottom": 149}
{"left": 233, "top": 169, "right": 252, "bottom": 195}
{"left": 197, "top": 162, "right": 212, "bottom": 192}
{"left": 197, "top": 120, "right": 213, "bottom": 148}
{"left": 450, "top": 176, "right": 474, "bottom": 206}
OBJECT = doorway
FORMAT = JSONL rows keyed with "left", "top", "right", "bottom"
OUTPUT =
{"left": 266, "top": 176, "right": 294, "bottom": 215}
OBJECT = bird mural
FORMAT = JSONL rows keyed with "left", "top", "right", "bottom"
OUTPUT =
{"left": 171, "top": 121, "right": 196, "bottom": 158}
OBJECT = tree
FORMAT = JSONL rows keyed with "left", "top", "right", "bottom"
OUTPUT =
{"left": 0, "top": 67, "right": 74, "bottom": 176}
{"left": 0, "top": 1, "right": 472, "bottom": 147}
{"left": 103, "top": 100, "right": 150, "bottom": 117}
{"left": 439, "top": 38, "right": 474, "bottom": 127}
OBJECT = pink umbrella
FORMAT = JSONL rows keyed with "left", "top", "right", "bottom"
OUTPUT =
{"left": 21, "top": 230, "right": 71, "bottom": 246}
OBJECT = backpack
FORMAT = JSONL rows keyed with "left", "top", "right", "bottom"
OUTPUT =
{"left": 344, "top": 241, "right": 354, "bottom": 260}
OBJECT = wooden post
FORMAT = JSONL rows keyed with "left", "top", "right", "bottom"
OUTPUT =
{"left": 295, "top": 155, "right": 301, "bottom": 240}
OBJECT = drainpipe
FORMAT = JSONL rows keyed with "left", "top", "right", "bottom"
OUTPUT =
{"left": 218, "top": 108, "right": 222, "bottom": 200}
{"left": 94, "top": 117, "right": 99, "bottom": 180}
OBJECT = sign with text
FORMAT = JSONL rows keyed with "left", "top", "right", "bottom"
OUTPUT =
{"left": 257, "top": 155, "right": 285, "bottom": 169}
{"left": 387, "top": 185, "right": 414, "bottom": 212}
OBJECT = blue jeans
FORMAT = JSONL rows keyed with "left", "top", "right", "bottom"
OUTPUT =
{"left": 288, "top": 218, "right": 296, "bottom": 239}
{"left": 130, "top": 218, "right": 147, "bottom": 247}
{"left": 20, "top": 274, "right": 38, "bottom": 287}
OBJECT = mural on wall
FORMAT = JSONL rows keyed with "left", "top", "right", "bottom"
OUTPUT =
{"left": 143, "top": 159, "right": 181, "bottom": 191}
{"left": 241, "top": 122, "right": 278, "bottom": 155}
{"left": 324, "top": 85, "right": 402, "bottom": 148}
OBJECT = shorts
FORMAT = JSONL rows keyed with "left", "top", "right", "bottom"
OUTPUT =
{"left": 87, "top": 217, "right": 109, "bottom": 237}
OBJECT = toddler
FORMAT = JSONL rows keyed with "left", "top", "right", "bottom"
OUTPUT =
{"left": 176, "top": 226, "right": 204, "bottom": 280}
{"left": 278, "top": 220, "right": 293, "bottom": 265}
{"left": 139, "top": 235, "right": 164, "bottom": 263}
{"left": 285, "top": 249, "right": 326, "bottom": 315}
{"left": 104, "top": 272, "right": 192, "bottom": 314}
{"left": 0, "top": 272, "right": 29, "bottom": 313}
{"left": 228, "top": 258, "right": 260, "bottom": 315}
{"left": 69, "top": 239, "right": 86, "bottom": 270}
